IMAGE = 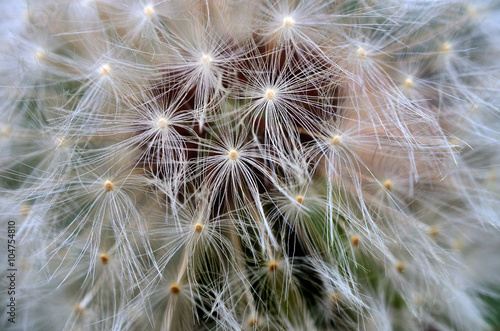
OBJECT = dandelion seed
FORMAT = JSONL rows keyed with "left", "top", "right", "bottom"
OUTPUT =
{"left": 330, "top": 135, "right": 342, "bottom": 146}
{"left": 156, "top": 117, "right": 169, "bottom": 130}
{"left": 350, "top": 235, "right": 359, "bottom": 247}
{"left": 200, "top": 54, "right": 212, "bottom": 67}
{"left": 357, "top": 48, "right": 367, "bottom": 58}
{"left": 330, "top": 292, "right": 342, "bottom": 304}
{"left": 264, "top": 89, "right": 276, "bottom": 101}
{"left": 453, "top": 238, "right": 465, "bottom": 251}
{"left": 1, "top": 125, "right": 10, "bottom": 137}
{"left": 227, "top": 149, "right": 239, "bottom": 161}
{"left": 100, "top": 253, "right": 109, "bottom": 264}
{"left": 20, "top": 204, "right": 30, "bottom": 217}
{"left": 248, "top": 318, "right": 259, "bottom": 327}
{"left": 56, "top": 136, "right": 66, "bottom": 146}
{"left": 383, "top": 180, "right": 393, "bottom": 191}
{"left": 194, "top": 223, "right": 204, "bottom": 233}
{"left": 99, "top": 64, "right": 111, "bottom": 76}
{"left": 283, "top": 16, "right": 294, "bottom": 28}
{"left": 143, "top": 5, "right": 155, "bottom": 17}
{"left": 34, "top": 49, "right": 45, "bottom": 60}
{"left": 170, "top": 284, "right": 180, "bottom": 294}
{"left": 74, "top": 305, "right": 85, "bottom": 315}
{"left": 395, "top": 261, "right": 405, "bottom": 274}
{"left": 441, "top": 42, "right": 453, "bottom": 52}
{"left": 428, "top": 226, "right": 439, "bottom": 238}
{"left": 103, "top": 180, "right": 114, "bottom": 192}
{"left": 404, "top": 77, "right": 414, "bottom": 89}
{"left": 4, "top": 1, "right": 500, "bottom": 330}
{"left": 466, "top": 6, "right": 478, "bottom": 20}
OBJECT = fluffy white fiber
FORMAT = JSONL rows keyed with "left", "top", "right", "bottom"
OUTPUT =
{"left": 1, "top": 0, "right": 500, "bottom": 330}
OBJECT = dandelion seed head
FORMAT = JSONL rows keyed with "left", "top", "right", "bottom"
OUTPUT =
{"left": 4, "top": 1, "right": 500, "bottom": 329}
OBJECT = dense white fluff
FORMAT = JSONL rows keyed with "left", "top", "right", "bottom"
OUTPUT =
{"left": 1, "top": 0, "right": 500, "bottom": 331}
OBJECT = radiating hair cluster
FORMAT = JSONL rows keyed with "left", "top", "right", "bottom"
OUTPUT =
{"left": 1, "top": 0, "right": 500, "bottom": 330}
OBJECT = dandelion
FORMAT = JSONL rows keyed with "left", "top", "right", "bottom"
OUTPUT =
{"left": 2, "top": 0, "right": 500, "bottom": 330}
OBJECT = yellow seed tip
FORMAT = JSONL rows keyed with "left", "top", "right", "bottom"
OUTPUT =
{"left": 170, "top": 284, "right": 180, "bottom": 294}
{"left": 35, "top": 49, "right": 46, "bottom": 60}
{"left": 350, "top": 235, "right": 359, "bottom": 247}
{"left": 100, "top": 253, "right": 109, "bottom": 264}
{"left": 248, "top": 318, "right": 259, "bottom": 327}
{"left": 228, "top": 149, "right": 239, "bottom": 160}
{"left": 157, "top": 117, "right": 169, "bottom": 129}
{"left": 283, "top": 16, "right": 294, "bottom": 27}
{"left": 143, "top": 5, "right": 155, "bottom": 17}
{"left": 395, "top": 261, "right": 405, "bottom": 273}
{"left": 75, "top": 305, "right": 85, "bottom": 315}
{"left": 268, "top": 261, "right": 278, "bottom": 272}
{"left": 357, "top": 48, "right": 367, "bottom": 57}
{"left": 428, "top": 226, "right": 439, "bottom": 238}
{"left": 296, "top": 195, "right": 304, "bottom": 204}
{"left": 331, "top": 135, "right": 342, "bottom": 146}
{"left": 104, "top": 180, "right": 114, "bottom": 192}
{"left": 264, "top": 89, "right": 276, "bottom": 100}
{"left": 194, "top": 223, "right": 204, "bottom": 233}
{"left": 200, "top": 54, "right": 212, "bottom": 67}
{"left": 100, "top": 64, "right": 111, "bottom": 76}
{"left": 404, "top": 77, "right": 414, "bottom": 88}
{"left": 441, "top": 42, "right": 452, "bottom": 52}
{"left": 1, "top": 125, "right": 10, "bottom": 137}
{"left": 383, "top": 180, "right": 393, "bottom": 191}
{"left": 330, "top": 292, "right": 342, "bottom": 303}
